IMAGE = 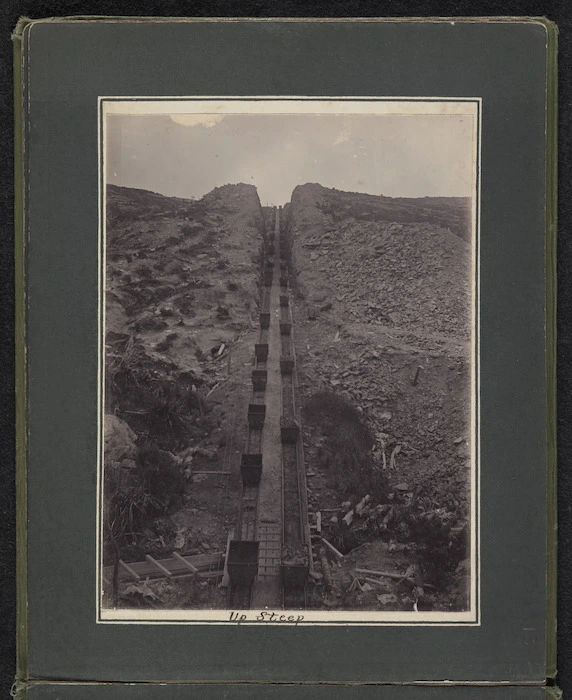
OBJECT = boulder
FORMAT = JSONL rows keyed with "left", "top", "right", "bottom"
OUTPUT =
{"left": 104, "top": 414, "right": 138, "bottom": 462}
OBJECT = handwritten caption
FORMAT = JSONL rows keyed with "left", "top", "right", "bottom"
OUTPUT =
{"left": 229, "top": 611, "right": 305, "bottom": 624}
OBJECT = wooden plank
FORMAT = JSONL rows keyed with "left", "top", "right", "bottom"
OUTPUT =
{"left": 119, "top": 559, "right": 140, "bottom": 581}
{"left": 161, "top": 552, "right": 223, "bottom": 570}
{"left": 172, "top": 551, "right": 199, "bottom": 573}
{"left": 199, "top": 570, "right": 224, "bottom": 579}
{"left": 356, "top": 568, "right": 405, "bottom": 580}
{"left": 321, "top": 537, "right": 344, "bottom": 560}
{"left": 320, "top": 549, "right": 332, "bottom": 590}
{"left": 146, "top": 554, "right": 173, "bottom": 577}
{"left": 365, "top": 576, "right": 391, "bottom": 588}
{"left": 357, "top": 568, "right": 436, "bottom": 589}
{"left": 221, "top": 530, "right": 233, "bottom": 588}
{"left": 192, "top": 471, "right": 231, "bottom": 475}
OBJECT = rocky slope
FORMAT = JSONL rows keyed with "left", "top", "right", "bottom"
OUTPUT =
{"left": 106, "top": 183, "right": 264, "bottom": 373}
{"left": 285, "top": 183, "right": 473, "bottom": 611}
{"left": 287, "top": 183, "right": 472, "bottom": 339}
{"left": 103, "top": 183, "right": 265, "bottom": 590}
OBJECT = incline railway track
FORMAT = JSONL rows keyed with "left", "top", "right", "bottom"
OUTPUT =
{"left": 107, "top": 207, "right": 313, "bottom": 610}
{"left": 278, "top": 229, "right": 310, "bottom": 609}
{"left": 227, "top": 207, "right": 277, "bottom": 608}
{"left": 227, "top": 206, "right": 312, "bottom": 610}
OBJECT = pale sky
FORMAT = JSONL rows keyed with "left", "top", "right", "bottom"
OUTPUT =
{"left": 105, "top": 113, "right": 475, "bottom": 205}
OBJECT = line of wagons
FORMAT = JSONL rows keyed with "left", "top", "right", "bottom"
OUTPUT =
{"left": 227, "top": 398, "right": 309, "bottom": 593}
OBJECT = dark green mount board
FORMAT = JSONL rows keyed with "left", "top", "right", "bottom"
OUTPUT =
{"left": 22, "top": 683, "right": 559, "bottom": 699}
{"left": 15, "top": 16, "right": 556, "bottom": 694}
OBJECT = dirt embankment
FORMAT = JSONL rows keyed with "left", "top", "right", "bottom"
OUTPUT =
{"left": 104, "top": 183, "right": 265, "bottom": 582}
{"left": 285, "top": 183, "right": 473, "bottom": 612}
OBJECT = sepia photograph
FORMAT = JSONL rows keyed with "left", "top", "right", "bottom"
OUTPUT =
{"left": 98, "top": 98, "right": 479, "bottom": 624}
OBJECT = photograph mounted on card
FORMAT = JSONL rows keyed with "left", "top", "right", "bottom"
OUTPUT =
{"left": 98, "top": 97, "right": 480, "bottom": 626}
{"left": 17, "top": 17, "right": 554, "bottom": 689}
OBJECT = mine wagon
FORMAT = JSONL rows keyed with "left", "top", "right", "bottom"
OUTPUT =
{"left": 254, "top": 343, "right": 269, "bottom": 362}
{"left": 251, "top": 369, "right": 268, "bottom": 392}
{"left": 240, "top": 453, "right": 263, "bottom": 486}
{"left": 280, "top": 419, "right": 300, "bottom": 443}
{"left": 280, "top": 563, "right": 309, "bottom": 589}
{"left": 280, "top": 356, "right": 295, "bottom": 375}
{"left": 228, "top": 541, "right": 260, "bottom": 586}
{"left": 248, "top": 403, "right": 266, "bottom": 429}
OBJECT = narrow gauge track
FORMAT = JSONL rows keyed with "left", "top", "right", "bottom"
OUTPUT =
{"left": 281, "top": 334, "right": 291, "bottom": 355}
{"left": 227, "top": 206, "right": 312, "bottom": 610}
{"left": 228, "top": 580, "right": 253, "bottom": 609}
{"left": 278, "top": 216, "right": 311, "bottom": 608}
{"left": 227, "top": 207, "right": 277, "bottom": 609}
{"left": 282, "top": 443, "right": 301, "bottom": 544}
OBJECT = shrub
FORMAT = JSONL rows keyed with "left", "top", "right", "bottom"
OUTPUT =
{"left": 303, "top": 391, "right": 388, "bottom": 502}
{"left": 103, "top": 440, "right": 185, "bottom": 566}
{"left": 405, "top": 510, "right": 469, "bottom": 588}
{"left": 105, "top": 338, "right": 202, "bottom": 450}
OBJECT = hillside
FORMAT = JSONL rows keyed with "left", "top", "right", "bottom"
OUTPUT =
{"left": 103, "top": 183, "right": 265, "bottom": 593}
{"left": 285, "top": 183, "right": 473, "bottom": 611}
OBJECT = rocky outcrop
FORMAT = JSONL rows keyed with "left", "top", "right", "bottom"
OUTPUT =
{"left": 286, "top": 183, "right": 471, "bottom": 339}
{"left": 106, "top": 183, "right": 265, "bottom": 382}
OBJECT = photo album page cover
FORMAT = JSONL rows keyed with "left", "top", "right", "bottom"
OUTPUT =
{"left": 14, "top": 16, "right": 557, "bottom": 700}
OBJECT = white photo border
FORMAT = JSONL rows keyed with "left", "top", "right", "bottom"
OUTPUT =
{"left": 96, "top": 97, "right": 481, "bottom": 626}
